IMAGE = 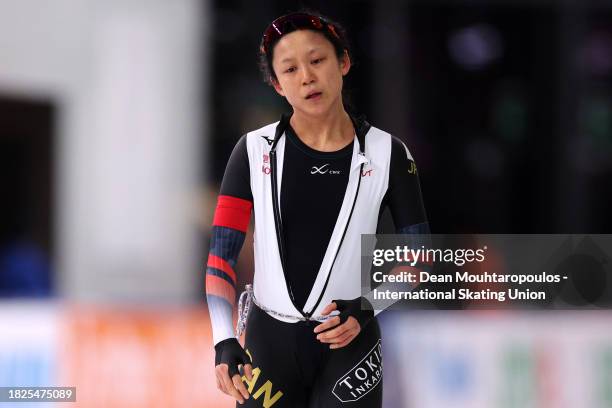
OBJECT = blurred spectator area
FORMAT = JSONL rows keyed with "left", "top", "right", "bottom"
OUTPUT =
{"left": 0, "top": 96, "right": 54, "bottom": 296}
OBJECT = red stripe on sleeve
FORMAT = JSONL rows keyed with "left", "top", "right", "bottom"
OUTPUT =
{"left": 212, "top": 195, "right": 253, "bottom": 233}
{"left": 207, "top": 254, "right": 237, "bottom": 284}
{"left": 206, "top": 275, "right": 236, "bottom": 304}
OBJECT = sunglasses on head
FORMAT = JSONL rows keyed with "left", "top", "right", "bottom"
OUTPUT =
{"left": 260, "top": 12, "right": 341, "bottom": 55}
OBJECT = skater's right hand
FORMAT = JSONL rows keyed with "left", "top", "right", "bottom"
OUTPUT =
{"left": 214, "top": 338, "right": 253, "bottom": 404}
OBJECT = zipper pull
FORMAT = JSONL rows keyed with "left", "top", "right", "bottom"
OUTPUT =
{"left": 357, "top": 152, "right": 369, "bottom": 166}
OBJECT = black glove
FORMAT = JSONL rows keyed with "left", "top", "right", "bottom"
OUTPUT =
{"left": 214, "top": 338, "right": 251, "bottom": 377}
{"left": 331, "top": 297, "right": 374, "bottom": 329}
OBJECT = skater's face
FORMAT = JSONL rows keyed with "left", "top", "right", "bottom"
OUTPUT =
{"left": 270, "top": 30, "right": 350, "bottom": 116}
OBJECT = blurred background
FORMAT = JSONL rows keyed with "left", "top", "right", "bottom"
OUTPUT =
{"left": 0, "top": 0, "right": 611, "bottom": 407}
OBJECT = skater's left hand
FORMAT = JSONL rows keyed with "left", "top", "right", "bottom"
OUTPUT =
{"left": 314, "top": 297, "right": 374, "bottom": 349}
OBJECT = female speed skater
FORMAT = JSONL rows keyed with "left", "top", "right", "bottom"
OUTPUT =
{"left": 205, "top": 10, "right": 429, "bottom": 407}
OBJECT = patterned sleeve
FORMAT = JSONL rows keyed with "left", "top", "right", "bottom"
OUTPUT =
{"left": 205, "top": 135, "right": 253, "bottom": 345}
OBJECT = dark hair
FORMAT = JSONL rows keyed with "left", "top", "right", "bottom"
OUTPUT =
{"left": 257, "top": 10, "right": 355, "bottom": 110}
